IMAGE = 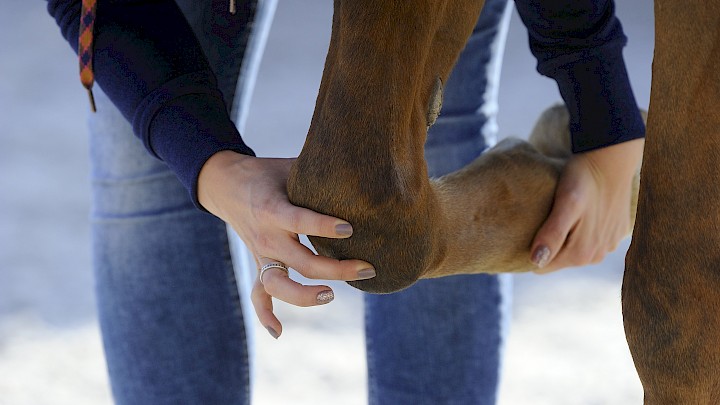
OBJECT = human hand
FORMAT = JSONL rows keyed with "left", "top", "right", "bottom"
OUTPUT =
{"left": 197, "top": 151, "right": 375, "bottom": 338}
{"left": 530, "top": 138, "right": 644, "bottom": 273}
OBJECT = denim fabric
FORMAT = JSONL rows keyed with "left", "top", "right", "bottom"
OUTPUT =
{"left": 226, "top": 0, "right": 279, "bottom": 388}
{"left": 90, "top": 89, "right": 250, "bottom": 405}
{"left": 89, "top": 0, "right": 513, "bottom": 403}
{"left": 365, "top": 1, "right": 513, "bottom": 404}
{"left": 87, "top": 1, "right": 277, "bottom": 403}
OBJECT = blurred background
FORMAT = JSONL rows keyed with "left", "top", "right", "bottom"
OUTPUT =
{"left": 1, "top": 1, "right": 653, "bottom": 404}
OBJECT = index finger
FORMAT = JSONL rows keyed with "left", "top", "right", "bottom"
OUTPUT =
{"left": 530, "top": 191, "right": 583, "bottom": 271}
{"left": 279, "top": 236, "right": 375, "bottom": 281}
{"left": 275, "top": 201, "right": 354, "bottom": 239}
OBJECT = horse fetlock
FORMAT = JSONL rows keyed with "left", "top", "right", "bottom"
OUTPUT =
{"left": 310, "top": 212, "right": 438, "bottom": 294}
{"left": 288, "top": 157, "right": 439, "bottom": 293}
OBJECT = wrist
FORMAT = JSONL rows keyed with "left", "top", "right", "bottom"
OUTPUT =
{"left": 581, "top": 138, "right": 644, "bottom": 182}
{"left": 198, "top": 150, "right": 254, "bottom": 215}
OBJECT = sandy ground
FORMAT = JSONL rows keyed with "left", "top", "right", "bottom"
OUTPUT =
{"left": 1, "top": 1, "right": 653, "bottom": 404}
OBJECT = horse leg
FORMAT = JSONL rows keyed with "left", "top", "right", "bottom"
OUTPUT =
{"left": 287, "top": 1, "right": 641, "bottom": 293}
{"left": 287, "top": 0, "right": 485, "bottom": 293}
{"left": 623, "top": 2, "right": 720, "bottom": 403}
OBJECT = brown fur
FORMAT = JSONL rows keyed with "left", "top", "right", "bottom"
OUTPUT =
{"left": 288, "top": 0, "right": 487, "bottom": 293}
{"left": 287, "top": 14, "right": 642, "bottom": 288}
{"left": 287, "top": 1, "right": 641, "bottom": 295}
{"left": 622, "top": 2, "right": 720, "bottom": 403}
{"left": 288, "top": 0, "right": 720, "bottom": 400}
{"left": 290, "top": 98, "right": 640, "bottom": 291}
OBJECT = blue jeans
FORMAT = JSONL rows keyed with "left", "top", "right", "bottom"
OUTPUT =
{"left": 89, "top": 1, "right": 275, "bottom": 404}
{"left": 89, "top": 0, "right": 511, "bottom": 403}
{"left": 90, "top": 90, "right": 250, "bottom": 404}
{"left": 365, "top": 1, "right": 512, "bottom": 404}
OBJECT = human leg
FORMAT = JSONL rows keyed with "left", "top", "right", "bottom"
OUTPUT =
{"left": 88, "top": 2, "right": 278, "bottom": 402}
{"left": 364, "top": 1, "right": 513, "bottom": 404}
{"left": 90, "top": 89, "right": 250, "bottom": 405}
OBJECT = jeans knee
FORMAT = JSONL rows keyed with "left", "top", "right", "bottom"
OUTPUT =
{"left": 88, "top": 90, "right": 195, "bottom": 218}
{"left": 91, "top": 171, "right": 194, "bottom": 219}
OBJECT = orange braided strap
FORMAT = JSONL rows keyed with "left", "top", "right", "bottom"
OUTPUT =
{"left": 79, "top": 0, "right": 97, "bottom": 112}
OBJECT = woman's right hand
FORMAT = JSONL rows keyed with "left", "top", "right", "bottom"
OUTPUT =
{"left": 197, "top": 150, "right": 375, "bottom": 338}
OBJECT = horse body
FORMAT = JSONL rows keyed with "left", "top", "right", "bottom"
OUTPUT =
{"left": 288, "top": 0, "right": 718, "bottom": 401}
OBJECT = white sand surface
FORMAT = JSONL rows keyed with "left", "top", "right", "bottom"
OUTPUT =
{"left": 2, "top": 1, "right": 652, "bottom": 404}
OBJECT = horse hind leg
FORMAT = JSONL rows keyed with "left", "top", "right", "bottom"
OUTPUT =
{"left": 527, "top": 103, "right": 573, "bottom": 159}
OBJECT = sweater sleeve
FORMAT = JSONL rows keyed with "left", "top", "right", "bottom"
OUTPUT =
{"left": 515, "top": 0, "right": 645, "bottom": 153}
{"left": 47, "top": 0, "right": 255, "bottom": 209}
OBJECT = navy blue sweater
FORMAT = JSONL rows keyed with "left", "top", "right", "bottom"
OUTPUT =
{"left": 47, "top": 0, "right": 645, "bottom": 208}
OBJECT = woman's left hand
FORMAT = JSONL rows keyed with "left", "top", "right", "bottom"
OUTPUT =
{"left": 530, "top": 138, "right": 644, "bottom": 273}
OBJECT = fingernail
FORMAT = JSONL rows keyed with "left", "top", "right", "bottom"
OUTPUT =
{"left": 335, "top": 223, "right": 353, "bottom": 236}
{"left": 265, "top": 326, "right": 279, "bottom": 339}
{"left": 532, "top": 246, "right": 551, "bottom": 268}
{"left": 316, "top": 290, "right": 334, "bottom": 305}
{"left": 357, "top": 268, "right": 376, "bottom": 280}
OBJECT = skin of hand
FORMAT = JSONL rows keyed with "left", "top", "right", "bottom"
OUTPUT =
{"left": 197, "top": 150, "right": 376, "bottom": 338}
{"left": 531, "top": 138, "right": 645, "bottom": 274}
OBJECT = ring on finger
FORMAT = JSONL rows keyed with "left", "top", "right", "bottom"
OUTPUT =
{"left": 260, "top": 262, "right": 289, "bottom": 285}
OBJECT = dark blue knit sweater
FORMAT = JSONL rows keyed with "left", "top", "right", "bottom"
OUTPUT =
{"left": 47, "top": 0, "right": 645, "bottom": 208}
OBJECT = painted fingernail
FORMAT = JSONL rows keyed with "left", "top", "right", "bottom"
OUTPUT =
{"left": 316, "top": 290, "right": 335, "bottom": 305}
{"left": 532, "top": 245, "right": 551, "bottom": 268}
{"left": 335, "top": 223, "right": 353, "bottom": 236}
{"left": 265, "top": 326, "right": 279, "bottom": 339}
{"left": 357, "top": 268, "right": 376, "bottom": 280}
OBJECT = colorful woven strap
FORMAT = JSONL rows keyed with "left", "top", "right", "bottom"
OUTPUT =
{"left": 79, "top": 0, "right": 97, "bottom": 112}
{"left": 77, "top": 0, "right": 238, "bottom": 111}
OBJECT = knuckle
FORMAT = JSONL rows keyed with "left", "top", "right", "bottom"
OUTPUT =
{"left": 262, "top": 276, "right": 281, "bottom": 296}
{"left": 295, "top": 262, "right": 320, "bottom": 279}
{"left": 562, "top": 189, "right": 585, "bottom": 207}
{"left": 251, "top": 278, "right": 264, "bottom": 293}
{"left": 267, "top": 199, "right": 285, "bottom": 223}
{"left": 539, "top": 224, "right": 565, "bottom": 245}
{"left": 297, "top": 298, "right": 316, "bottom": 308}
{"left": 544, "top": 225, "right": 564, "bottom": 241}
{"left": 249, "top": 197, "right": 271, "bottom": 222}
{"left": 254, "top": 233, "right": 273, "bottom": 254}
{"left": 250, "top": 287, "right": 263, "bottom": 302}
{"left": 338, "top": 261, "right": 357, "bottom": 280}
{"left": 573, "top": 248, "right": 595, "bottom": 266}
{"left": 256, "top": 197, "right": 286, "bottom": 225}
{"left": 286, "top": 209, "right": 304, "bottom": 233}
{"left": 290, "top": 251, "right": 326, "bottom": 280}
{"left": 316, "top": 216, "right": 335, "bottom": 236}
{"left": 591, "top": 253, "right": 605, "bottom": 264}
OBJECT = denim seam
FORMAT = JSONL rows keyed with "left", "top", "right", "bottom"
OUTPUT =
{"left": 91, "top": 171, "right": 177, "bottom": 185}
{"left": 90, "top": 206, "right": 201, "bottom": 222}
{"left": 364, "top": 302, "right": 378, "bottom": 405}
{"left": 219, "top": 221, "right": 250, "bottom": 405}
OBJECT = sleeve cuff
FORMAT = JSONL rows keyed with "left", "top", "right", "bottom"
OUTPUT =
{"left": 550, "top": 47, "right": 646, "bottom": 153}
{"left": 133, "top": 72, "right": 255, "bottom": 210}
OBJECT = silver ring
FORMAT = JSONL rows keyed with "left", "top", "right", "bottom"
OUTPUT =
{"left": 260, "top": 262, "right": 289, "bottom": 284}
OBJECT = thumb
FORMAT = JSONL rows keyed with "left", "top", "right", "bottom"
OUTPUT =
{"left": 530, "top": 196, "right": 580, "bottom": 271}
